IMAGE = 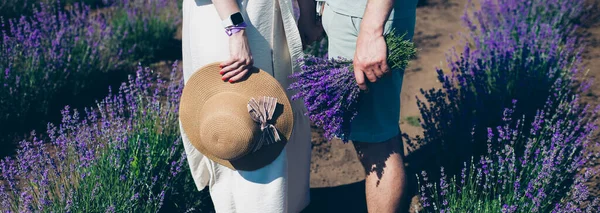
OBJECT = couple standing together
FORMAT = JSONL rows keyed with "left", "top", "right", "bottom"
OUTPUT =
{"left": 179, "top": 0, "right": 417, "bottom": 212}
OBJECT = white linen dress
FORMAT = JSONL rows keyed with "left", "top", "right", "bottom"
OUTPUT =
{"left": 180, "top": 0, "right": 311, "bottom": 212}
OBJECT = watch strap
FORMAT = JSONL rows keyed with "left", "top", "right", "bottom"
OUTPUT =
{"left": 221, "top": 17, "right": 234, "bottom": 28}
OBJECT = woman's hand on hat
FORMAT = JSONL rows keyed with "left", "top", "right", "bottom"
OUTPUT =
{"left": 220, "top": 29, "right": 254, "bottom": 83}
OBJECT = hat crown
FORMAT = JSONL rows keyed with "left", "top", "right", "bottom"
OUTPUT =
{"left": 198, "top": 92, "right": 259, "bottom": 160}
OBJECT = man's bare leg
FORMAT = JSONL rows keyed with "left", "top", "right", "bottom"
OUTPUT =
{"left": 354, "top": 135, "right": 407, "bottom": 213}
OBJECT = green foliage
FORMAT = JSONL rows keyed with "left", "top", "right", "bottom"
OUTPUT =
{"left": 0, "top": 0, "right": 48, "bottom": 20}
{"left": 303, "top": 35, "right": 329, "bottom": 58}
{"left": 63, "top": 0, "right": 107, "bottom": 7}
{"left": 108, "top": 0, "right": 181, "bottom": 65}
{"left": 405, "top": 116, "right": 421, "bottom": 127}
{"left": 385, "top": 30, "right": 418, "bottom": 70}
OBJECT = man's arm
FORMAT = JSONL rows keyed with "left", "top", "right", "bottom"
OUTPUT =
{"left": 361, "top": 0, "right": 394, "bottom": 35}
{"left": 353, "top": 0, "right": 395, "bottom": 90}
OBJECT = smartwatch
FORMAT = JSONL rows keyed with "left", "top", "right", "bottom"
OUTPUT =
{"left": 221, "top": 12, "right": 245, "bottom": 28}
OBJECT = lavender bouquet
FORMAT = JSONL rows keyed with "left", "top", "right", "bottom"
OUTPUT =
{"left": 289, "top": 30, "right": 416, "bottom": 141}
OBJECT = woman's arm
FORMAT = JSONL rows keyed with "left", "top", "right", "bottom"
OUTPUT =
{"left": 212, "top": 1, "right": 253, "bottom": 83}
{"left": 212, "top": 0, "right": 242, "bottom": 20}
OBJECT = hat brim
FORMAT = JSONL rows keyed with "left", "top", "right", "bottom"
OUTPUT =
{"left": 179, "top": 62, "right": 294, "bottom": 171}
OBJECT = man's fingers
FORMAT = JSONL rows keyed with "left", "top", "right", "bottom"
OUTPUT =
{"left": 380, "top": 61, "right": 390, "bottom": 75}
{"left": 228, "top": 68, "right": 249, "bottom": 83}
{"left": 365, "top": 69, "right": 378, "bottom": 83}
{"left": 354, "top": 67, "right": 368, "bottom": 91}
{"left": 222, "top": 65, "right": 245, "bottom": 82}
{"left": 373, "top": 67, "right": 384, "bottom": 79}
{"left": 373, "top": 61, "right": 389, "bottom": 79}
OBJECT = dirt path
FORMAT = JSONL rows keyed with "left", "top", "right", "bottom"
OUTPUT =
{"left": 578, "top": 1, "right": 600, "bottom": 204}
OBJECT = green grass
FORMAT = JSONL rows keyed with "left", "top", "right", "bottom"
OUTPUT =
{"left": 404, "top": 116, "right": 421, "bottom": 127}
{"left": 108, "top": 0, "right": 181, "bottom": 66}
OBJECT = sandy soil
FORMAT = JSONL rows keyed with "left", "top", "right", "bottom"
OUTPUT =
{"left": 578, "top": 0, "right": 600, "bottom": 205}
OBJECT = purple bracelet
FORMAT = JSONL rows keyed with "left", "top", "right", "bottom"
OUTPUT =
{"left": 225, "top": 22, "right": 247, "bottom": 36}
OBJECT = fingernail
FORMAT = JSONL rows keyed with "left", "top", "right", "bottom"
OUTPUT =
{"left": 228, "top": 79, "right": 234, "bottom": 83}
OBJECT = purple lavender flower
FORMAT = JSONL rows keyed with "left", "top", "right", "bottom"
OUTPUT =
{"left": 289, "top": 31, "right": 416, "bottom": 141}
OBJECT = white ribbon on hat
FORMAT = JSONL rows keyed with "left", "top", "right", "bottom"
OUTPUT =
{"left": 247, "top": 96, "right": 282, "bottom": 152}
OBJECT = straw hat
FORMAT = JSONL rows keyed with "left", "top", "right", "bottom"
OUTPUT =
{"left": 179, "top": 62, "right": 294, "bottom": 171}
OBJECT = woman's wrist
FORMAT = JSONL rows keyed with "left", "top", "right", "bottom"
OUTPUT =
{"left": 230, "top": 28, "right": 246, "bottom": 38}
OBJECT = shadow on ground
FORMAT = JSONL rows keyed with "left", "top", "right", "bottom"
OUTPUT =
{"left": 182, "top": 181, "right": 368, "bottom": 213}
{"left": 302, "top": 181, "right": 368, "bottom": 213}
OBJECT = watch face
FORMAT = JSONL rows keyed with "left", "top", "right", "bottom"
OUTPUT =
{"left": 231, "top": 12, "right": 244, "bottom": 25}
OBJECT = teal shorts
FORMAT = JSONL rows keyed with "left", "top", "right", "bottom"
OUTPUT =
{"left": 322, "top": 3, "right": 416, "bottom": 143}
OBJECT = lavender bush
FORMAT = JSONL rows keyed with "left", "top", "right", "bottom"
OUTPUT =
{"left": 107, "top": 0, "right": 181, "bottom": 65}
{"left": 0, "top": 0, "right": 108, "bottom": 22}
{"left": 461, "top": 0, "right": 585, "bottom": 41}
{"left": 289, "top": 31, "right": 417, "bottom": 141}
{"left": 0, "top": 1, "right": 124, "bottom": 155}
{"left": 0, "top": 0, "right": 50, "bottom": 21}
{"left": 417, "top": 98, "right": 600, "bottom": 212}
{"left": 404, "top": 0, "right": 587, "bottom": 176}
{"left": 408, "top": 0, "right": 600, "bottom": 211}
{"left": 0, "top": 63, "right": 207, "bottom": 212}
{"left": 64, "top": 0, "right": 108, "bottom": 8}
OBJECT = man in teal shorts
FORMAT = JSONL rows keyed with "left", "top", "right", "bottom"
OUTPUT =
{"left": 319, "top": 0, "right": 418, "bottom": 212}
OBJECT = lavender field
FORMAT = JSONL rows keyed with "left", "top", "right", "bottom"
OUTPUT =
{"left": 1, "top": 0, "right": 599, "bottom": 212}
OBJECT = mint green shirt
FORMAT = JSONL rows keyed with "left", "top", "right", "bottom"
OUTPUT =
{"left": 323, "top": 0, "right": 417, "bottom": 20}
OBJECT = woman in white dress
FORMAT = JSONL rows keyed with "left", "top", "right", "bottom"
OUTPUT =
{"left": 180, "top": 0, "right": 322, "bottom": 212}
